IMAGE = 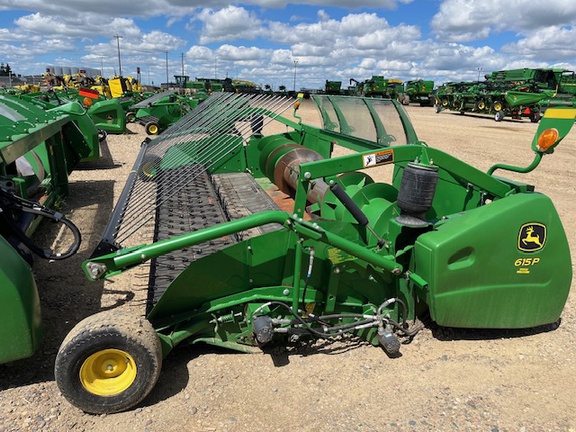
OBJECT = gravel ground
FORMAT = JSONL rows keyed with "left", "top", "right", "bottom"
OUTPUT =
{"left": 1, "top": 99, "right": 575, "bottom": 432}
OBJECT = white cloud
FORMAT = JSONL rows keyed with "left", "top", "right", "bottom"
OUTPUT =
{"left": 194, "top": 6, "right": 265, "bottom": 43}
{"left": 15, "top": 13, "right": 141, "bottom": 38}
{"left": 186, "top": 45, "right": 213, "bottom": 61}
{"left": 215, "top": 45, "right": 267, "bottom": 62}
{"left": 502, "top": 26, "right": 576, "bottom": 62}
{"left": 432, "top": 0, "right": 576, "bottom": 41}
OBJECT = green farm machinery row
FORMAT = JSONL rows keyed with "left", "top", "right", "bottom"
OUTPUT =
{"left": 50, "top": 91, "right": 574, "bottom": 414}
{"left": 0, "top": 93, "right": 103, "bottom": 364}
{"left": 41, "top": 71, "right": 203, "bottom": 135}
{"left": 350, "top": 76, "right": 405, "bottom": 100}
{"left": 434, "top": 68, "right": 576, "bottom": 122}
{"left": 324, "top": 77, "right": 434, "bottom": 106}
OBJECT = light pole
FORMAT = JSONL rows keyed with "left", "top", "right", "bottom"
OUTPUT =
{"left": 114, "top": 35, "right": 123, "bottom": 76}
{"left": 165, "top": 51, "right": 169, "bottom": 88}
{"left": 477, "top": 67, "right": 483, "bottom": 83}
{"left": 293, "top": 60, "right": 298, "bottom": 92}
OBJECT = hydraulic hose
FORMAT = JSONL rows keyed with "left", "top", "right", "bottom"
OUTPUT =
{"left": 0, "top": 188, "right": 82, "bottom": 260}
{"left": 255, "top": 301, "right": 378, "bottom": 338}
{"left": 377, "top": 297, "right": 409, "bottom": 330}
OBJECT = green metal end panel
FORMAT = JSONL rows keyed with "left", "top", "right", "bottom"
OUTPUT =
{"left": 147, "top": 229, "right": 296, "bottom": 325}
{"left": 87, "top": 99, "right": 127, "bottom": 134}
{"left": 413, "top": 193, "right": 571, "bottom": 329}
{"left": 0, "top": 236, "right": 43, "bottom": 363}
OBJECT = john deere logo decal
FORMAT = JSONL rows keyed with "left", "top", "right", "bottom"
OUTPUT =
{"left": 518, "top": 223, "right": 546, "bottom": 252}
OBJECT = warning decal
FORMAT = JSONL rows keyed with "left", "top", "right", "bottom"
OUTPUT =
{"left": 362, "top": 149, "right": 394, "bottom": 168}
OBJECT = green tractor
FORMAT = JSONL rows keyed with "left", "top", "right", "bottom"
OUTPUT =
{"left": 54, "top": 93, "right": 573, "bottom": 414}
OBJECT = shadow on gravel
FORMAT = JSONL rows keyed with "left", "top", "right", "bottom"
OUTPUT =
{"left": 76, "top": 137, "right": 123, "bottom": 170}
{"left": 139, "top": 347, "right": 194, "bottom": 408}
{"left": 261, "top": 335, "right": 371, "bottom": 367}
{"left": 444, "top": 111, "right": 526, "bottom": 123}
{"left": 138, "top": 336, "right": 372, "bottom": 409}
{"left": 429, "top": 319, "right": 561, "bottom": 341}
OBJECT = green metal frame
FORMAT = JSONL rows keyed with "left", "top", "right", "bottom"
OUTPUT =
{"left": 81, "top": 98, "right": 575, "bottom": 360}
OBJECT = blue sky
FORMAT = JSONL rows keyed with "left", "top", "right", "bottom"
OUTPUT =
{"left": 1, "top": 0, "right": 576, "bottom": 90}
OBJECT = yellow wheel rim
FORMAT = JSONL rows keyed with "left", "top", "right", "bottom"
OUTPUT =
{"left": 494, "top": 101, "right": 502, "bottom": 111}
{"left": 148, "top": 124, "right": 159, "bottom": 134}
{"left": 478, "top": 101, "right": 485, "bottom": 110}
{"left": 80, "top": 349, "right": 137, "bottom": 396}
{"left": 140, "top": 161, "right": 156, "bottom": 179}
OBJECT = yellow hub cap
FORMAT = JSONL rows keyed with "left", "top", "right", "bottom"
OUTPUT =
{"left": 141, "top": 162, "right": 156, "bottom": 179}
{"left": 80, "top": 349, "right": 137, "bottom": 396}
{"left": 148, "top": 125, "right": 159, "bottom": 134}
{"left": 494, "top": 102, "right": 502, "bottom": 111}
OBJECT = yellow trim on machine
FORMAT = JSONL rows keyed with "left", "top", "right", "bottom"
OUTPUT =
{"left": 544, "top": 108, "right": 576, "bottom": 119}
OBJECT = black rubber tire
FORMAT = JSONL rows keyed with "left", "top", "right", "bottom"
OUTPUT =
{"left": 145, "top": 121, "right": 160, "bottom": 135}
{"left": 530, "top": 113, "right": 541, "bottom": 123}
{"left": 126, "top": 112, "right": 136, "bottom": 123}
{"left": 55, "top": 310, "right": 162, "bottom": 414}
{"left": 494, "top": 110, "right": 505, "bottom": 122}
{"left": 434, "top": 104, "right": 442, "bottom": 113}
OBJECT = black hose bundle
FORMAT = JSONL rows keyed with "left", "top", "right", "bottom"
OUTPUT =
{"left": 0, "top": 187, "right": 81, "bottom": 260}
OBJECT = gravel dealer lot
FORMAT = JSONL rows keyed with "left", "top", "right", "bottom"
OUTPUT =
{"left": 1, "top": 100, "right": 575, "bottom": 432}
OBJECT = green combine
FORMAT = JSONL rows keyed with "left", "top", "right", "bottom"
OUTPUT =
{"left": 53, "top": 93, "right": 573, "bottom": 414}
{"left": 361, "top": 75, "right": 404, "bottom": 99}
{"left": 404, "top": 79, "right": 434, "bottom": 105}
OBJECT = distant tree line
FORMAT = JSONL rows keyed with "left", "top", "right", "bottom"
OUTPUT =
{"left": 0, "top": 63, "right": 14, "bottom": 76}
